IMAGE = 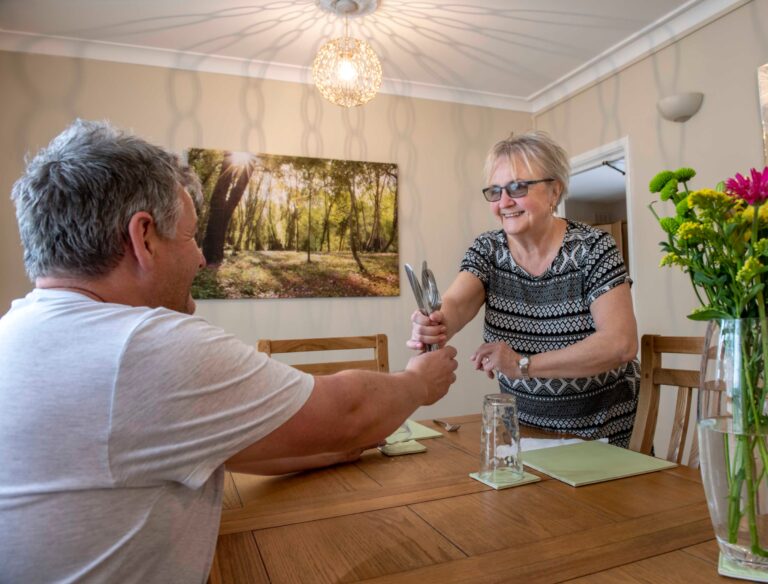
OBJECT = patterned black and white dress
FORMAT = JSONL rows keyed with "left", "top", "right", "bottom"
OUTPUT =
{"left": 460, "top": 219, "right": 640, "bottom": 447}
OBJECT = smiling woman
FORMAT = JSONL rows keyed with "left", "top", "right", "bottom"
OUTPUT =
{"left": 408, "top": 130, "right": 641, "bottom": 447}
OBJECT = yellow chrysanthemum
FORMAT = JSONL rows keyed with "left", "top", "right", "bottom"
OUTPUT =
{"left": 677, "top": 221, "right": 708, "bottom": 242}
{"left": 688, "top": 189, "right": 732, "bottom": 209}
{"left": 741, "top": 205, "right": 768, "bottom": 223}
{"left": 659, "top": 253, "right": 685, "bottom": 267}
{"left": 737, "top": 257, "right": 763, "bottom": 283}
{"left": 754, "top": 239, "right": 768, "bottom": 256}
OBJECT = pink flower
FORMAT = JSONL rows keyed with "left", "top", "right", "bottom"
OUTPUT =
{"left": 725, "top": 167, "right": 768, "bottom": 205}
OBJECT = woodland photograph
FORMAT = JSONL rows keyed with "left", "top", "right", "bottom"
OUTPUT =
{"left": 186, "top": 149, "right": 399, "bottom": 299}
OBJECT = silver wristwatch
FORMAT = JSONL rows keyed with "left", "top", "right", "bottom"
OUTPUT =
{"left": 518, "top": 355, "right": 531, "bottom": 380}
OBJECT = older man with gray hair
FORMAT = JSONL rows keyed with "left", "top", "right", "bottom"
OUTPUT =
{"left": 0, "top": 119, "right": 458, "bottom": 583}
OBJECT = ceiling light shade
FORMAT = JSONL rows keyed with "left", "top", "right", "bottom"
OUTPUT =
{"left": 313, "top": 35, "right": 382, "bottom": 107}
{"left": 657, "top": 92, "right": 704, "bottom": 122}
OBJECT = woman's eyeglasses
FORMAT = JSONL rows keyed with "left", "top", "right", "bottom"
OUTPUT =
{"left": 482, "top": 178, "right": 554, "bottom": 202}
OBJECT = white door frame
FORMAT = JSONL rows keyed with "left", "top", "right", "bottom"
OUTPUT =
{"left": 559, "top": 136, "right": 635, "bottom": 304}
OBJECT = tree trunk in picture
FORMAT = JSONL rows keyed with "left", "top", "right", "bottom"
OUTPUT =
{"left": 383, "top": 171, "right": 398, "bottom": 253}
{"left": 306, "top": 187, "right": 313, "bottom": 263}
{"left": 235, "top": 174, "right": 263, "bottom": 252}
{"left": 347, "top": 175, "right": 368, "bottom": 275}
{"left": 202, "top": 155, "right": 255, "bottom": 266}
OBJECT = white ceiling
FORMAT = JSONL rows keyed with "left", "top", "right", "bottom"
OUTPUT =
{"left": 0, "top": 0, "right": 746, "bottom": 111}
{"left": 569, "top": 159, "right": 626, "bottom": 203}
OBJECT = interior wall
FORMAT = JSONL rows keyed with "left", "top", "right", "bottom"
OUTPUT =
{"left": 565, "top": 199, "right": 627, "bottom": 224}
{"left": 0, "top": 49, "right": 531, "bottom": 419}
{"left": 534, "top": 0, "right": 768, "bottom": 451}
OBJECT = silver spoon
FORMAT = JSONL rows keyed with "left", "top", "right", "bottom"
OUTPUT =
{"left": 433, "top": 419, "right": 461, "bottom": 432}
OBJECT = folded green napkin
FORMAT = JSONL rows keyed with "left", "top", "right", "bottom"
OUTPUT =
{"left": 385, "top": 420, "right": 443, "bottom": 445}
{"left": 719, "top": 553, "right": 768, "bottom": 582}
{"left": 403, "top": 420, "right": 443, "bottom": 440}
{"left": 469, "top": 470, "right": 540, "bottom": 490}
{"left": 379, "top": 440, "right": 427, "bottom": 456}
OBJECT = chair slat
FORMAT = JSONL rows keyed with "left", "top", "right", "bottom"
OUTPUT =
{"left": 666, "top": 386, "right": 693, "bottom": 464}
{"left": 630, "top": 334, "right": 704, "bottom": 467}
{"left": 257, "top": 334, "right": 389, "bottom": 375}
{"left": 295, "top": 359, "right": 381, "bottom": 375}
{"left": 653, "top": 369, "right": 699, "bottom": 388}
{"left": 266, "top": 336, "right": 381, "bottom": 353}
{"left": 653, "top": 336, "right": 704, "bottom": 354}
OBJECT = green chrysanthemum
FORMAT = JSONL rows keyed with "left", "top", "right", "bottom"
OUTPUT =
{"left": 650, "top": 171, "right": 675, "bottom": 193}
{"left": 659, "top": 216, "right": 679, "bottom": 234}
{"left": 674, "top": 167, "right": 696, "bottom": 182}
{"left": 675, "top": 197, "right": 689, "bottom": 218}
{"left": 660, "top": 179, "right": 679, "bottom": 202}
{"left": 737, "top": 256, "right": 764, "bottom": 283}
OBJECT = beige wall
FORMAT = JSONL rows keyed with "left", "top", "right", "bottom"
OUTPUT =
{"left": 535, "top": 0, "right": 768, "bottom": 452}
{"left": 0, "top": 50, "right": 531, "bottom": 419}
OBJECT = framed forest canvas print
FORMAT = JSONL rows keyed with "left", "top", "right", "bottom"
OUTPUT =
{"left": 186, "top": 149, "right": 399, "bottom": 299}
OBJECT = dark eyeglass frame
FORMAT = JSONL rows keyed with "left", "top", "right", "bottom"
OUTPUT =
{"left": 481, "top": 178, "right": 555, "bottom": 202}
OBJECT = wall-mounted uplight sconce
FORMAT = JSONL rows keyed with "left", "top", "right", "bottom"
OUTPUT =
{"left": 657, "top": 92, "right": 704, "bottom": 122}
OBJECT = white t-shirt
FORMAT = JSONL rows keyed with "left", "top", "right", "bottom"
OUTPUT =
{"left": 0, "top": 289, "right": 314, "bottom": 583}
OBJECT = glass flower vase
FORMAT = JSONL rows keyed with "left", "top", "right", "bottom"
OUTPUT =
{"left": 699, "top": 318, "right": 768, "bottom": 570}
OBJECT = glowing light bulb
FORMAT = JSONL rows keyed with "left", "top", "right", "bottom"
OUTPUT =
{"left": 337, "top": 58, "right": 358, "bottom": 82}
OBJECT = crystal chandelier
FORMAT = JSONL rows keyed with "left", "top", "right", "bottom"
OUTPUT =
{"left": 313, "top": 0, "right": 382, "bottom": 108}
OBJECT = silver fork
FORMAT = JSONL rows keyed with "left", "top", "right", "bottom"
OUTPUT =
{"left": 422, "top": 262, "right": 442, "bottom": 351}
{"left": 433, "top": 419, "right": 461, "bottom": 432}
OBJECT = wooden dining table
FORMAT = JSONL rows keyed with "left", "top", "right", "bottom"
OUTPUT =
{"left": 208, "top": 414, "right": 728, "bottom": 583}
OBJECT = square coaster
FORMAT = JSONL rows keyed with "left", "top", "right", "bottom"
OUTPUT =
{"left": 719, "top": 553, "right": 768, "bottom": 582}
{"left": 378, "top": 440, "right": 427, "bottom": 456}
{"left": 469, "top": 470, "right": 541, "bottom": 490}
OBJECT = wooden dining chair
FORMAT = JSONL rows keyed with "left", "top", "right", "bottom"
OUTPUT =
{"left": 209, "top": 334, "right": 390, "bottom": 584}
{"left": 257, "top": 334, "right": 389, "bottom": 374}
{"left": 629, "top": 334, "right": 704, "bottom": 467}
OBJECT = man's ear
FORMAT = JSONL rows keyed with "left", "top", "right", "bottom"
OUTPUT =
{"left": 127, "top": 211, "right": 159, "bottom": 271}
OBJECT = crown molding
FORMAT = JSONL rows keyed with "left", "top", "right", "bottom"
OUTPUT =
{"left": 0, "top": 0, "right": 750, "bottom": 114}
{"left": 529, "top": 0, "right": 750, "bottom": 113}
{"left": 0, "top": 29, "right": 532, "bottom": 111}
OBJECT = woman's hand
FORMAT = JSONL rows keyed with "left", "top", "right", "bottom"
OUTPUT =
{"left": 471, "top": 342, "right": 521, "bottom": 379}
{"left": 406, "top": 309, "right": 447, "bottom": 351}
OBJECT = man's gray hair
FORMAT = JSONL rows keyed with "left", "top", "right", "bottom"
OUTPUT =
{"left": 11, "top": 119, "right": 198, "bottom": 280}
{"left": 484, "top": 130, "right": 571, "bottom": 205}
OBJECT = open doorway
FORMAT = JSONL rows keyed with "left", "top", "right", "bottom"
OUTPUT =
{"left": 557, "top": 137, "right": 633, "bottom": 279}
{"left": 566, "top": 158, "right": 629, "bottom": 272}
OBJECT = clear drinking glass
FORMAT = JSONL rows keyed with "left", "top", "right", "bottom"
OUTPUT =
{"left": 480, "top": 393, "right": 523, "bottom": 482}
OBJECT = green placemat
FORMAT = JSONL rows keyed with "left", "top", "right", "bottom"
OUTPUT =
{"left": 719, "top": 553, "right": 768, "bottom": 581}
{"left": 522, "top": 440, "right": 677, "bottom": 487}
{"left": 469, "top": 470, "right": 541, "bottom": 490}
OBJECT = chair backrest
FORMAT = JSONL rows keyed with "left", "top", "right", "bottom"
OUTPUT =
{"left": 257, "top": 334, "right": 389, "bottom": 375}
{"left": 629, "top": 334, "right": 704, "bottom": 467}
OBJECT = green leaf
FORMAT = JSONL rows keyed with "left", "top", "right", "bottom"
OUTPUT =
{"left": 687, "top": 308, "right": 735, "bottom": 320}
{"left": 693, "top": 271, "right": 717, "bottom": 285}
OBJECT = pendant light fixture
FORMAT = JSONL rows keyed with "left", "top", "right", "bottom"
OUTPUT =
{"left": 313, "top": 0, "right": 382, "bottom": 108}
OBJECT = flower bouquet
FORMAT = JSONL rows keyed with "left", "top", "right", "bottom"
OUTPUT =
{"left": 649, "top": 165, "right": 768, "bottom": 569}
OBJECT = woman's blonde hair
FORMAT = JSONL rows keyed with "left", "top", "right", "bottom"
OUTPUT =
{"left": 484, "top": 130, "right": 571, "bottom": 204}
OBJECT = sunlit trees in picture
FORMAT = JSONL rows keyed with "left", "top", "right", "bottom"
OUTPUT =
{"left": 187, "top": 148, "right": 399, "bottom": 299}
